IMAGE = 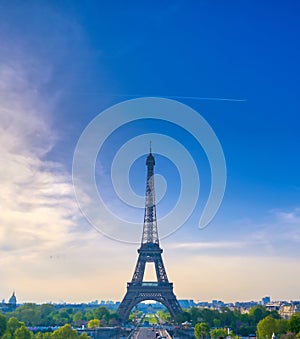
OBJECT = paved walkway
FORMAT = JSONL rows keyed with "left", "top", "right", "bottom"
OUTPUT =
{"left": 135, "top": 328, "right": 169, "bottom": 339}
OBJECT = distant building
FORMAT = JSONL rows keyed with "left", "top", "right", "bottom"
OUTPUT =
{"left": 234, "top": 301, "right": 258, "bottom": 312}
{"left": 0, "top": 291, "right": 17, "bottom": 312}
{"left": 9, "top": 291, "right": 17, "bottom": 306}
{"left": 178, "top": 300, "right": 196, "bottom": 309}
{"left": 266, "top": 301, "right": 282, "bottom": 312}
{"left": 211, "top": 300, "right": 225, "bottom": 308}
{"left": 279, "top": 304, "right": 300, "bottom": 319}
{"left": 262, "top": 296, "right": 271, "bottom": 305}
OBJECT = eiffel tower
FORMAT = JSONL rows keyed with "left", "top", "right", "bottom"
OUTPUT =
{"left": 117, "top": 145, "right": 182, "bottom": 322}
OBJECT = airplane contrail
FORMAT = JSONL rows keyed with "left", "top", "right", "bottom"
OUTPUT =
{"left": 110, "top": 94, "right": 247, "bottom": 102}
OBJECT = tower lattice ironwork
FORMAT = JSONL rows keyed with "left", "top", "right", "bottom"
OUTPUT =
{"left": 117, "top": 146, "right": 182, "bottom": 322}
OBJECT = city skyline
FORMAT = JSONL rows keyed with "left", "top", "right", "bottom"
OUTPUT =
{"left": 0, "top": 290, "right": 292, "bottom": 306}
{"left": 0, "top": 2, "right": 299, "bottom": 304}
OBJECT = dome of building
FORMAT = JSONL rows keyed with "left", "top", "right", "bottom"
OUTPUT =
{"left": 8, "top": 291, "right": 17, "bottom": 305}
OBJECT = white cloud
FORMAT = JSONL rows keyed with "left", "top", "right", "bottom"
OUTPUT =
{"left": 248, "top": 207, "right": 300, "bottom": 249}
{"left": 0, "top": 59, "right": 77, "bottom": 253}
{"left": 164, "top": 205, "right": 300, "bottom": 262}
{"left": 0, "top": 22, "right": 96, "bottom": 301}
{"left": 0, "top": 6, "right": 139, "bottom": 304}
{"left": 168, "top": 241, "right": 245, "bottom": 250}
{"left": 0, "top": 13, "right": 137, "bottom": 303}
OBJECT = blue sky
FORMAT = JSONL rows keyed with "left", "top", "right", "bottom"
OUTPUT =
{"left": 0, "top": 1, "right": 299, "bottom": 303}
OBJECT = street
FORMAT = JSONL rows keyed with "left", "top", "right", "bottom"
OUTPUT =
{"left": 134, "top": 327, "right": 169, "bottom": 339}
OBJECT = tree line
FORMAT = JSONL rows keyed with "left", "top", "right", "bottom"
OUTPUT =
{"left": 256, "top": 314, "right": 300, "bottom": 339}
{"left": 183, "top": 306, "right": 300, "bottom": 339}
{"left": 0, "top": 316, "right": 91, "bottom": 339}
{"left": 1, "top": 303, "right": 300, "bottom": 339}
{"left": 0, "top": 303, "right": 121, "bottom": 338}
{"left": 174, "top": 305, "right": 279, "bottom": 336}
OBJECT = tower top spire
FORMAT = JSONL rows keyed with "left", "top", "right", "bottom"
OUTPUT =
{"left": 142, "top": 146, "right": 158, "bottom": 245}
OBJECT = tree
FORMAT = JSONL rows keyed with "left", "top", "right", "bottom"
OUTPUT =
{"left": 73, "top": 311, "right": 84, "bottom": 326}
{"left": 289, "top": 314, "right": 300, "bottom": 334}
{"left": 35, "top": 333, "right": 52, "bottom": 339}
{"left": 51, "top": 324, "right": 78, "bottom": 339}
{"left": 85, "top": 311, "right": 94, "bottom": 322}
{"left": 210, "top": 328, "right": 227, "bottom": 339}
{"left": 51, "top": 310, "right": 72, "bottom": 326}
{"left": 189, "top": 308, "right": 201, "bottom": 325}
{"left": 175, "top": 311, "right": 191, "bottom": 324}
{"left": 280, "top": 332, "right": 297, "bottom": 339}
{"left": 79, "top": 333, "right": 92, "bottom": 339}
{"left": 249, "top": 306, "right": 268, "bottom": 325}
{"left": 6, "top": 317, "right": 23, "bottom": 336}
{"left": 14, "top": 325, "right": 32, "bottom": 339}
{"left": 93, "top": 307, "right": 109, "bottom": 322}
{"left": 13, "top": 303, "right": 41, "bottom": 326}
{"left": 213, "top": 319, "right": 221, "bottom": 328}
{"left": 0, "top": 313, "right": 7, "bottom": 337}
{"left": 257, "top": 315, "right": 276, "bottom": 339}
{"left": 1, "top": 332, "right": 13, "bottom": 339}
{"left": 40, "top": 304, "right": 55, "bottom": 326}
{"left": 220, "top": 308, "right": 235, "bottom": 328}
{"left": 195, "top": 322, "right": 210, "bottom": 339}
{"left": 276, "top": 319, "right": 289, "bottom": 336}
{"left": 88, "top": 319, "right": 100, "bottom": 329}
{"left": 157, "top": 311, "right": 171, "bottom": 323}
{"left": 199, "top": 309, "right": 219, "bottom": 327}
{"left": 239, "top": 324, "right": 257, "bottom": 337}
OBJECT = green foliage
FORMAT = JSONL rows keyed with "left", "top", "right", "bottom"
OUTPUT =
{"left": 13, "top": 303, "right": 41, "bottom": 326}
{"left": 194, "top": 322, "right": 209, "bottom": 339}
{"left": 175, "top": 311, "right": 191, "bottom": 324}
{"left": 280, "top": 332, "right": 297, "bottom": 339}
{"left": 14, "top": 325, "right": 32, "bottom": 339}
{"left": 276, "top": 319, "right": 289, "bottom": 335}
{"left": 210, "top": 328, "right": 228, "bottom": 339}
{"left": 289, "top": 314, "right": 300, "bottom": 334}
{"left": 238, "top": 324, "right": 257, "bottom": 337}
{"left": 144, "top": 314, "right": 158, "bottom": 324}
{"left": 87, "top": 319, "right": 100, "bottom": 329}
{"left": 93, "top": 307, "right": 110, "bottom": 321}
{"left": 78, "top": 333, "right": 92, "bottom": 339}
{"left": 0, "top": 313, "right": 7, "bottom": 337}
{"left": 249, "top": 306, "right": 270, "bottom": 325}
{"left": 197, "top": 309, "right": 217, "bottom": 327}
{"left": 73, "top": 311, "right": 84, "bottom": 326}
{"left": 5, "top": 303, "right": 117, "bottom": 328}
{"left": 6, "top": 317, "right": 23, "bottom": 335}
{"left": 108, "top": 313, "right": 120, "bottom": 326}
{"left": 7, "top": 303, "right": 44, "bottom": 327}
{"left": 53, "top": 310, "right": 72, "bottom": 326}
{"left": 40, "top": 304, "right": 55, "bottom": 326}
{"left": 51, "top": 324, "right": 78, "bottom": 339}
{"left": 213, "top": 319, "right": 221, "bottom": 327}
{"left": 35, "top": 333, "right": 52, "bottom": 339}
{"left": 257, "top": 315, "right": 276, "bottom": 339}
{"left": 1, "top": 332, "right": 13, "bottom": 339}
{"left": 128, "top": 313, "right": 135, "bottom": 321}
{"left": 181, "top": 305, "right": 281, "bottom": 337}
{"left": 157, "top": 311, "right": 171, "bottom": 323}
